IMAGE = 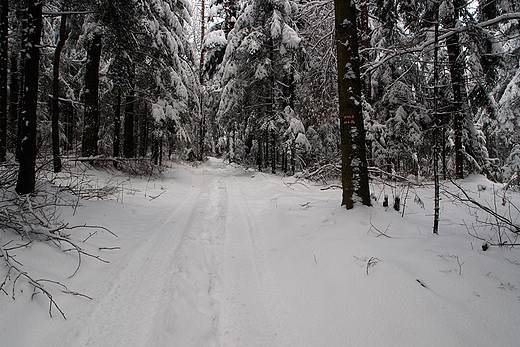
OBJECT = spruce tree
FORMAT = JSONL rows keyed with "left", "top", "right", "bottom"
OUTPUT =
{"left": 333, "top": 0, "right": 370, "bottom": 208}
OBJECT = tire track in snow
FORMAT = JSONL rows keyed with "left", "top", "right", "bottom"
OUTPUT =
{"left": 67, "top": 169, "right": 207, "bottom": 346}
{"left": 217, "top": 176, "right": 284, "bottom": 346}
{"left": 145, "top": 169, "right": 229, "bottom": 346}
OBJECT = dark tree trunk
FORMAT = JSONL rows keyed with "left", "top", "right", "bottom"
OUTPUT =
{"left": 334, "top": 0, "right": 371, "bottom": 208}
{"left": 64, "top": 101, "right": 74, "bottom": 152}
{"left": 52, "top": 14, "right": 68, "bottom": 173}
{"left": 139, "top": 102, "right": 149, "bottom": 157}
{"left": 446, "top": 0, "right": 466, "bottom": 179}
{"left": 358, "top": 0, "right": 371, "bottom": 103}
{"left": 199, "top": 114, "right": 205, "bottom": 161}
{"left": 159, "top": 137, "right": 163, "bottom": 165}
{"left": 16, "top": 1, "right": 42, "bottom": 195}
{"left": 9, "top": 54, "right": 20, "bottom": 153}
{"left": 0, "top": 0, "right": 8, "bottom": 162}
{"left": 200, "top": 0, "right": 205, "bottom": 84}
{"left": 432, "top": 2, "right": 441, "bottom": 234}
{"left": 82, "top": 33, "right": 102, "bottom": 157}
{"left": 123, "top": 85, "right": 135, "bottom": 158}
{"left": 113, "top": 88, "right": 121, "bottom": 164}
{"left": 270, "top": 129, "right": 275, "bottom": 174}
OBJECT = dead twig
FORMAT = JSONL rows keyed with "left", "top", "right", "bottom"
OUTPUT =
{"left": 368, "top": 215, "right": 393, "bottom": 238}
{"left": 366, "top": 257, "right": 380, "bottom": 275}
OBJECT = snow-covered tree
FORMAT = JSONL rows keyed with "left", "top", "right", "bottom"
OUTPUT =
{"left": 217, "top": 0, "right": 304, "bottom": 169}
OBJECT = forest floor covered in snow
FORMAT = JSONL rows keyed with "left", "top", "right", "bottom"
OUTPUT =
{"left": 1, "top": 157, "right": 520, "bottom": 346}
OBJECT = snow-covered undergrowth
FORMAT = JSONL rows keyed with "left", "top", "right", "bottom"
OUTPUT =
{"left": 1, "top": 158, "right": 520, "bottom": 346}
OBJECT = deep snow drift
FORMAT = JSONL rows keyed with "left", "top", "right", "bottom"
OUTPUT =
{"left": 1, "top": 158, "right": 520, "bottom": 346}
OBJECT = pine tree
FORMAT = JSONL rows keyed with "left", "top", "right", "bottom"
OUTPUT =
{"left": 217, "top": 0, "right": 303, "bottom": 168}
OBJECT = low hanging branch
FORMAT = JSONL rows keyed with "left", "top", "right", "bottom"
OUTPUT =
{"left": 363, "top": 12, "right": 520, "bottom": 75}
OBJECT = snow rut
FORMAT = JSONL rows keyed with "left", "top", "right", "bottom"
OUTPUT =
{"left": 146, "top": 172, "right": 229, "bottom": 346}
{"left": 68, "top": 163, "right": 285, "bottom": 346}
{"left": 217, "top": 177, "right": 283, "bottom": 346}
{"left": 68, "top": 170, "right": 209, "bottom": 346}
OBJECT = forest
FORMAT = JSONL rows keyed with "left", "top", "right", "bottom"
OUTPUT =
{"left": 1, "top": 0, "right": 519, "bottom": 201}
{"left": 2, "top": 0, "right": 520, "bottom": 344}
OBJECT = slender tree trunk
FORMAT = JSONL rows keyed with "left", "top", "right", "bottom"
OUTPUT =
{"left": 64, "top": 100, "right": 73, "bottom": 152}
{"left": 446, "top": 0, "right": 466, "bottom": 179}
{"left": 52, "top": 14, "right": 68, "bottom": 172}
{"left": 16, "top": 1, "right": 42, "bottom": 195}
{"left": 334, "top": 0, "right": 371, "bottom": 208}
{"left": 140, "top": 102, "right": 149, "bottom": 157}
{"left": 9, "top": 54, "right": 19, "bottom": 151}
{"left": 123, "top": 74, "right": 135, "bottom": 158}
{"left": 432, "top": 3, "right": 441, "bottom": 234}
{"left": 199, "top": 0, "right": 205, "bottom": 84}
{"left": 224, "top": 0, "right": 233, "bottom": 35}
{"left": 159, "top": 137, "right": 163, "bottom": 166}
{"left": 113, "top": 88, "right": 121, "bottom": 165}
{"left": 271, "top": 129, "right": 275, "bottom": 174}
{"left": 0, "top": 0, "right": 8, "bottom": 162}
{"left": 358, "top": 0, "right": 371, "bottom": 103}
{"left": 82, "top": 33, "right": 102, "bottom": 157}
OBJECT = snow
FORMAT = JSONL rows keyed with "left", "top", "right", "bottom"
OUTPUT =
{"left": 2, "top": 159, "right": 520, "bottom": 346}
{"left": 203, "top": 30, "right": 227, "bottom": 50}
{"left": 271, "top": 11, "right": 282, "bottom": 39}
{"left": 281, "top": 23, "right": 301, "bottom": 49}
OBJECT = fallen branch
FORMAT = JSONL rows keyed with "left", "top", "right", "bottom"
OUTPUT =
{"left": 368, "top": 215, "right": 393, "bottom": 238}
{"left": 446, "top": 179, "right": 520, "bottom": 234}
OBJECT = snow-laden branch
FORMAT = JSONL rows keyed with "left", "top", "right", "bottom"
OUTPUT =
{"left": 364, "top": 12, "right": 520, "bottom": 75}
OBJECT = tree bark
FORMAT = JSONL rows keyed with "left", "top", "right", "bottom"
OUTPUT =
{"left": 16, "top": 1, "right": 42, "bottom": 195}
{"left": 123, "top": 75, "right": 135, "bottom": 158}
{"left": 9, "top": 53, "right": 20, "bottom": 155}
{"left": 52, "top": 14, "right": 68, "bottom": 172}
{"left": 200, "top": 0, "right": 205, "bottom": 84}
{"left": 82, "top": 33, "right": 102, "bottom": 157}
{"left": 446, "top": 0, "right": 466, "bottom": 179}
{"left": 113, "top": 88, "right": 121, "bottom": 164}
{"left": 0, "top": 0, "right": 8, "bottom": 162}
{"left": 432, "top": 2, "right": 441, "bottom": 234}
{"left": 64, "top": 100, "right": 74, "bottom": 151}
{"left": 334, "top": 0, "right": 371, "bottom": 208}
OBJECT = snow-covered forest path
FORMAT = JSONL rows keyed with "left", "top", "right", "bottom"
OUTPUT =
{"left": 67, "top": 158, "right": 291, "bottom": 346}
{"left": 3, "top": 158, "right": 520, "bottom": 347}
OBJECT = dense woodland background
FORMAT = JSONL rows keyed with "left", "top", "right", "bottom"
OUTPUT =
{"left": 1, "top": 0, "right": 520, "bottom": 196}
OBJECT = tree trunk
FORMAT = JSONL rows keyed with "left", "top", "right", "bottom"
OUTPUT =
{"left": 113, "top": 88, "right": 121, "bottom": 165}
{"left": 52, "top": 14, "right": 68, "bottom": 173}
{"left": 358, "top": 0, "right": 371, "bottom": 103}
{"left": 9, "top": 53, "right": 20, "bottom": 155}
{"left": 139, "top": 102, "right": 149, "bottom": 157}
{"left": 16, "top": 1, "right": 42, "bottom": 195}
{"left": 64, "top": 100, "right": 74, "bottom": 152}
{"left": 199, "top": 0, "right": 205, "bottom": 84}
{"left": 82, "top": 33, "right": 102, "bottom": 157}
{"left": 0, "top": 0, "right": 8, "bottom": 162}
{"left": 432, "top": 2, "right": 441, "bottom": 234}
{"left": 334, "top": 0, "right": 371, "bottom": 208}
{"left": 123, "top": 78, "right": 135, "bottom": 158}
{"left": 446, "top": 0, "right": 466, "bottom": 179}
